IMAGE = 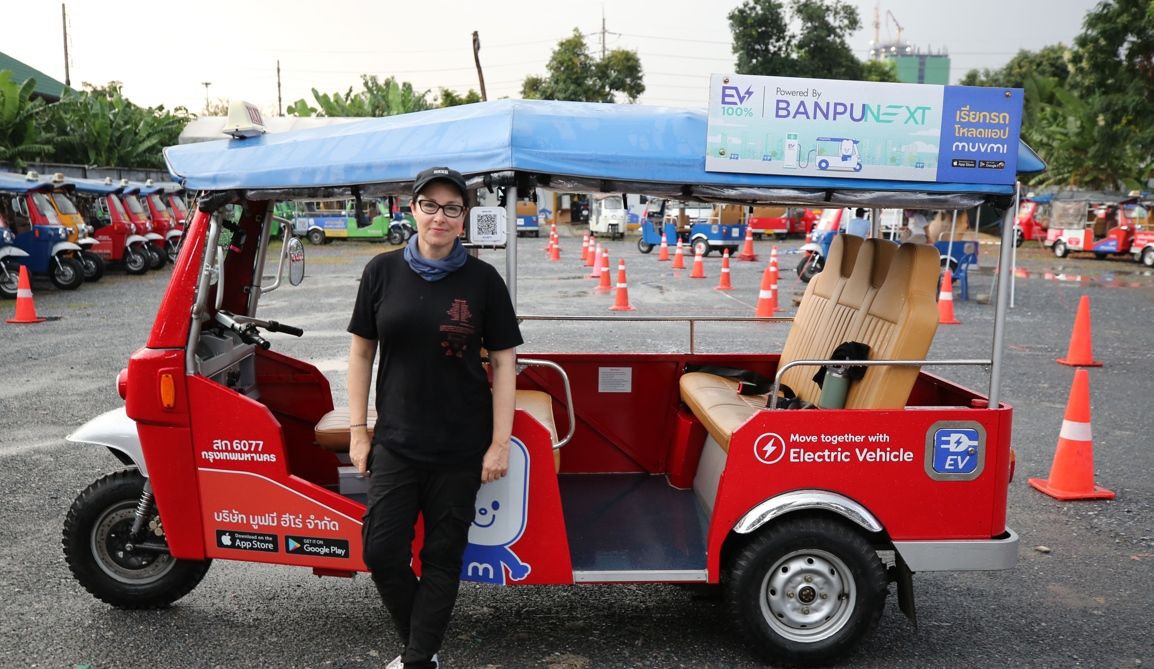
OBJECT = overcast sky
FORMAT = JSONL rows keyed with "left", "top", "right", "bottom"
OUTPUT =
{"left": 7, "top": 0, "right": 1097, "bottom": 115}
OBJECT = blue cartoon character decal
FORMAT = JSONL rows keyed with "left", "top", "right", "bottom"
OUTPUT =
{"left": 460, "top": 437, "right": 531, "bottom": 584}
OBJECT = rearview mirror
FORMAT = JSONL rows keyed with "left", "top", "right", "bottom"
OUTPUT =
{"left": 287, "top": 236, "right": 306, "bottom": 286}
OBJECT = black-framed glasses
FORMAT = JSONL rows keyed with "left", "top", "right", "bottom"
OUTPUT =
{"left": 415, "top": 198, "right": 466, "bottom": 219}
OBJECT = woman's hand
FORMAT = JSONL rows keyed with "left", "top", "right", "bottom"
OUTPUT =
{"left": 481, "top": 440, "right": 510, "bottom": 483}
{"left": 350, "top": 429, "right": 372, "bottom": 476}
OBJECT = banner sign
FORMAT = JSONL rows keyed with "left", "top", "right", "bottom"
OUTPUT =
{"left": 705, "top": 73, "right": 1023, "bottom": 185}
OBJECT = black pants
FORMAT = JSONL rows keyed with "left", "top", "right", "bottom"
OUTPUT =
{"left": 362, "top": 444, "right": 482, "bottom": 669}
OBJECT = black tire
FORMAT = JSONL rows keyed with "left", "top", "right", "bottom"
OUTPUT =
{"left": 692, "top": 238, "right": 710, "bottom": 258}
{"left": 1053, "top": 240, "right": 1068, "bottom": 258}
{"left": 62, "top": 470, "right": 211, "bottom": 609}
{"left": 80, "top": 251, "right": 105, "bottom": 282}
{"left": 50, "top": 255, "right": 85, "bottom": 290}
{"left": 165, "top": 238, "right": 180, "bottom": 264}
{"left": 1094, "top": 252, "right": 1108, "bottom": 260}
{"left": 124, "top": 246, "right": 149, "bottom": 275}
{"left": 307, "top": 229, "right": 325, "bottom": 245}
{"left": 1141, "top": 247, "right": 1154, "bottom": 267}
{"left": 533, "top": 230, "right": 540, "bottom": 238}
{"left": 1014, "top": 228, "right": 1024, "bottom": 248}
{"left": 637, "top": 238, "right": 654, "bottom": 254}
{"left": 753, "top": 232, "right": 764, "bottom": 241}
{"left": 797, "top": 254, "right": 823, "bottom": 283}
{"left": 0, "top": 258, "right": 20, "bottom": 299}
{"left": 387, "top": 228, "right": 404, "bottom": 245}
{"left": 726, "top": 517, "right": 888, "bottom": 667}
{"left": 146, "top": 244, "right": 165, "bottom": 270}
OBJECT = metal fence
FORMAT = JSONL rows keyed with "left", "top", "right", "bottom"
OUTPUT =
{"left": 0, "top": 161, "right": 170, "bottom": 183}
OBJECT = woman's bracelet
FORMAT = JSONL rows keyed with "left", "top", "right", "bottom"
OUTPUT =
{"left": 349, "top": 423, "right": 368, "bottom": 429}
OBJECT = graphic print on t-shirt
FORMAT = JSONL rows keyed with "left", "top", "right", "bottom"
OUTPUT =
{"left": 439, "top": 298, "right": 476, "bottom": 358}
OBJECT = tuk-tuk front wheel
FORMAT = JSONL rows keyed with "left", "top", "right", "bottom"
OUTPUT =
{"left": 1053, "top": 240, "right": 1068, "bottom": 258}
{"left": 388, "top": 228, "right": 405, "bottom": 245}
{"left": 797, "top": 254, "right": 823, "bottom": 283}
{"left": 0, "top": 258, "right": 20, "bottom": 299}
{"left": 1141, "top": 247, "right": 1154, "bottom": 267}
{"left": 1014, "top": 228, "right": 1025, "bottom": 248}
{"left": 80, "top": 251, "right": 105, "bottom": 282}
{"left": 307, "top": 229, "right": 326, "bottom": 245}
{"left": 165, "top": 239, "right": 180, "bottom": 263}
{"left": 637, "top": 238, "right": 654, "bottom": 254}
{"left": 63, "top": 470, "right": 211, "bottom": 609}
{"left": 51, "top": 255, "right": 86, "bottom": 290}
{"left": 726, "top": 517, "right": 887, "bottom": 667}
{"left": 692, "top": 238, "right": 711, "bottom": 257}
{"left": 124, "top": 246, "right": 149, "bottom": 275}
{"left": 146, "top": 244, "right": 166, "bottom": 270}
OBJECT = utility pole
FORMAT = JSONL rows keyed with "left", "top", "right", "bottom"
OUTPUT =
{"left": 276, "top": 60, "right": 283, "bottom": 116}
{"left": 472, "top": 31, "right": 487, "bottom": 101}
{"left": 202, "top": 81, "right": 212, "bottom": 114}
{"left": 61, "top": 3, "right": 71, "bottom": 87}
{"left": 601, "top": 7, "right": 607, "bottom": 59}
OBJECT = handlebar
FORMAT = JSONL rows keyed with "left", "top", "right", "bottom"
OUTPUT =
{"left": 214, "top": 310, "right": 304, "bottom": 349}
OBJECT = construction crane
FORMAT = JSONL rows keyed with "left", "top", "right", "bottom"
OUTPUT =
{"left": 872, "top": 4, "right": 905, "bottom": 45}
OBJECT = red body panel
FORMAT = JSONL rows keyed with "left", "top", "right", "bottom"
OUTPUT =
{"left": 147, "top": 210, "right": 208, "bottom": 348}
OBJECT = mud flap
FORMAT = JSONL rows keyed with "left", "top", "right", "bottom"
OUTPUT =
{"left": 895, "top": 551, "right": 917, "bottom": 626}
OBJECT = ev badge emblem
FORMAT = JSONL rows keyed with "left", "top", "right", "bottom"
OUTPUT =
{"left": 753, "top": 432, "right": 787, "bottom": 465}
{"left": 932, "top": 428, "right": 980, "bottom": 475}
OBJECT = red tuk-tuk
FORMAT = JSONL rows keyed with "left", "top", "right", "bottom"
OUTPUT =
{"left": 119, "top": 183, "right": 167, "bottom": 269}
{"left": 138, "top": 181, "right": 183, "bottom": 262}
{"left": 1044, "top": 193, "right": 1148, "bottom": 260}
{"left": 67, "top": 177, "right": 153, "bottom": 275}
{"left": 62, "top": 98, "right": 1039, "bottom": 666}
{"left": 1014, "top": 193, "right": 1050, "bottom": 246}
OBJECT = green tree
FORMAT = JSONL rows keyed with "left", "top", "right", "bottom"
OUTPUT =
{"left": 960, "top": 45, "right": 1072, "bottom": 89}
{"left": 0, "top": 70, "right": 53, "bottom": 168}
{"left": 728, "top": 0, "right": 878, "bottom": 81}
{"left": 288, "top": 75, "right": 433, "bottom": 117}
{"left": 437, "top": 88, "right": 483, "bottom": 107}
{"left": 520, "top": 29, "right": 645, "bottom": 103}
{"left": 859, "top": 58, "right": 898, "bottom": 83}
{"left": 42, "top": 82, "right": 191, "bottom": 169}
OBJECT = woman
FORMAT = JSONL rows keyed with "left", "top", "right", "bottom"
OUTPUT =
{"left": 347, "top": 167, "right": 522, "bottom": 669}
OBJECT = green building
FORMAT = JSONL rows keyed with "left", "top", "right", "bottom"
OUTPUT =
{"left": 0, "top": 51, "right": 71, "bottom": 102}
{"left": 891, "top": 53, "right": 950, "bottom": 85}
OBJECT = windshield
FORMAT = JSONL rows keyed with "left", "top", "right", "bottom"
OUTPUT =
{"left": 51, "top": 192, "right": 80, "bottom": 215}
{"left": 109, "top": 195, "right": 129, "bottom": 220}
{"left": 147, "top": 194, "right": 171, "bottom": 217}
{"left": 31, "top": 193, "right": 62, "bottom": 224}
{"left": 170, "top": 194, "right": 189, "bottom": 216}
{"left": 600, "top": 196, "right": 625, "bottom": 210}
{"left": 123, "top": 194, "right": 146, "bottom": 215}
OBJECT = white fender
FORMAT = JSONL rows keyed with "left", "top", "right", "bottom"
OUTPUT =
{"left": 144, "top": 232, "right": 164, "bottom": 242}
{"left": 0, "top": 246, "right": 30, "bottom": 259}
{"left": 77, "top": 238, "right": 98, "bottom": 248}
{"left": 125, "top": 234, "right": 149, "bottom": 247}
{"left": 51, "top": 241, "right": 84, "bottom": 255}
{"left": 66, "top": 407, "right": 148, "bottom": 476}
{"left": 165, "top": 229, "right": 183, "bottom": 241}
{"left": 799, "top": 242, "right": 822, "bottom": 254}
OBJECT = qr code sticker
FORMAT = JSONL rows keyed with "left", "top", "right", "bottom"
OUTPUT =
{"left": 475, "top": 211, "right": 499, "bottom": 237}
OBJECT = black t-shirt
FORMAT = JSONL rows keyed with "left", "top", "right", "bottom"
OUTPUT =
{"left": 347, "top": 250, "right": 523, "bottom": 466}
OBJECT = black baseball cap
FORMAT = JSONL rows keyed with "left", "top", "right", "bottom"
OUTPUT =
{"left": 412, "top": 167, "right": 467, "bottom": 200}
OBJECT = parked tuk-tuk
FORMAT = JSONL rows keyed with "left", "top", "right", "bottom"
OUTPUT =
{"left": 138, "top": 181, "right": 183, "bottom": 263}
{"left": 39, "top": 173, "right": 106, "bottom": 282}
{"left": 289, "top": 197, "right": 411, "bottom": 245}
{"left": 62, "top": 97, "right": 1041, "bottom": 667}
{"left": 119, "top": 183, "right": 168, "bottom": 269}
{"left": 0, "top": 171, "right": 86, "bottom": 290}
{"left": 747, "top": 205, "right": 812, "bottom": 240}
{"left": 588, "top": 194, "right": 628, "bottom": 239}
{"left": 1014, "top": 192, "right": 1050, "bottom": 247}
{"left": 67, "top": 177, "right": 153, "bottom": 275}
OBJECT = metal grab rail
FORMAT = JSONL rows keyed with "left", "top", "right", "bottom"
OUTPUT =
{"left": 769, "top": 358, "right": 992, "bottom": 409}
{"left": 518, "top": 315, "right": 794, "bottom": 354}
{"left": 516, "top": 357, "right": 576, "bottom": 449}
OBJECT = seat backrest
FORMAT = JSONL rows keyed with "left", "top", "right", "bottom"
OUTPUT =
{"left": 778, "top": 236, "right": 938, "bottom": 408}
{"left": 778, "top": 234, "right": 864, "bottom": 402}
{"left": 843, "top": 242, "right": 940, "bottom": 409}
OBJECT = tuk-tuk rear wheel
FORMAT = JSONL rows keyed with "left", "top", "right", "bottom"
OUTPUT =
{"left": 1053, "top": 240, "right": 1068, "bottom": 258}
{"left": 637, "top": 238, "right": 654, "bottom": 254}
{"left": 80, "top": 251, "right": 105, "bottom": 282}
{"left": 0, "top": 258, "right": 19, "bottom": 299}
{"left": 726, "top": 517, "right": 887, "bottom": 667}
{"left": 692, "top": 238, "right": 710, "bottom": 257}
{"left": 1142, "top": 247, "right": 1154, "bottom": 267}
{"left": 146, "top": 245, "right": 166, "bottom": 270}
{"left": 307, "top": 229, "right": 325, "bottom": 245}
{"left": 388, "top": 228, "right": 405, "bottom": 245}
{"left": 165, "top": 239, "right": 180, "bottom": 263}
{"left": 50, "top": 256, "right": 85, "bottom": 290}
{"left": 63, "top": 470, "right": 211, "bottom": 609}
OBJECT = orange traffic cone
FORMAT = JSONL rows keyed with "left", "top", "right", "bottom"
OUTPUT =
{"left": 609, "top": 259, "right": 636, "bottom": 311}
{"left": 1028, "top": 369, "right": 1114, "bottom": 500}
{"left": 6, "top": 265, "right": 47, "bottom": 324}
{"left": 597, "top": 249, "right": 612, "bottom": 293}
{"left": 755, "top": 262, "right": 778, "bottom": 317}
{"left": 715, "top": 249, "right": 733, "bottom": 291}
{"left": 657, "top": 232, "right": 670, "bottom": 262}
{"left": 549, "top": 232, "right": 561, "bottom": 262}
{"left": 587, "top": 242, "right": 602, "bottom": 278}
{"left": 671, "top": 238, "right": 686, "bottom": 270}
{"left": 689, "top": 247, "right": 706, "bottom": 279}
{"left": 769, "top": 246, "right": 780, "bottom": 303}
{"left": 585, "top": 238, "right": 598, "bottom": 269}
{"left": 938, "top": 269, "right": 961, "bottom": 325}
{"left": 1057, "top": 295, "right": 1103, "bottom": 367}
{"left": 737, "top": 227, "right": 757, "bottom": 261}
{"left": 580, "top": 233, "right": 589, "bottom": 263}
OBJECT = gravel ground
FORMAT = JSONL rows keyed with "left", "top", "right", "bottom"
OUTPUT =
{"left": 1, "top": 231, "right": 1151, "bottom": 669}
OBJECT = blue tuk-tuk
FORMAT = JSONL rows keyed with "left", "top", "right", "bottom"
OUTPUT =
{"left": 0, "top": 172, "right": 86, "bottom": 291}
{"left": 637, "top": 201, "right": 746, "bottom": 256}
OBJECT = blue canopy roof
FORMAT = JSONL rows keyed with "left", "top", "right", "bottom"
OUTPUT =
{"left": 0, "top": 172, "right": 55, "bottom": 194}
{"left": 66, "top": 177, "right": 124, "bottom": 195}
{"left": 164, "top": 99, "right": 1045, "bottom": 208}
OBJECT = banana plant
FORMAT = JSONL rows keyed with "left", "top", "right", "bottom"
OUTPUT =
{"left": 0, "top": 70, "right": 53, "bottom": 168}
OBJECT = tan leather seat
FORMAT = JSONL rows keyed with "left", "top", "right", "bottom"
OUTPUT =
{"left": 679, "top": 235, "right": 940, "bottom": 450}
{"left": 314, "top": 390, "right": 561, "bottom": 470}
